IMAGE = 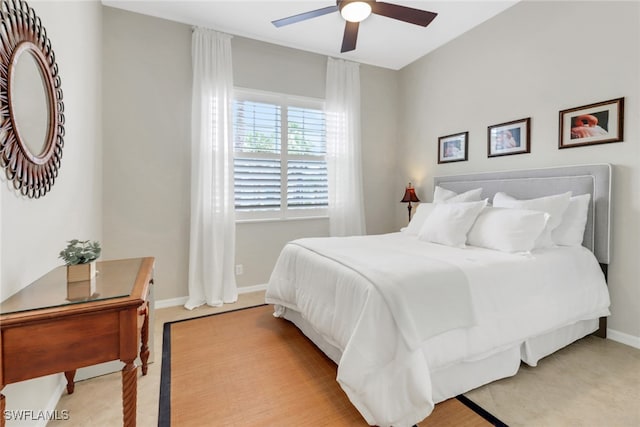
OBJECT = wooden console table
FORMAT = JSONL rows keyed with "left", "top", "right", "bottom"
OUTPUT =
{"left": 0, "top": 257, "right": 154, "bottom": 427}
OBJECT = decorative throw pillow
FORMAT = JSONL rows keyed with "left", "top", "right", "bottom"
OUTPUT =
{"left": 402, "top": 203, "right": 436, "bottom": 235}
{"left": 467, "top": 207, "right": 549, "bottom": 253}
{"left": 552, "top": 193, "right": 591, "bottom": 246}
{"left": 433, "top": 186, "right": 483, "bottom": 204}
{"left": 418, "top": 200, "right": 487, "bottom": 248}
{"left": 492, "top": 191, "right": 572, "bottom": 248}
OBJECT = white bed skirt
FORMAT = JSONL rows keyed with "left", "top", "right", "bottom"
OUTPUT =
{"left": 281, "top": 308, "right": 598, "bottom": 405}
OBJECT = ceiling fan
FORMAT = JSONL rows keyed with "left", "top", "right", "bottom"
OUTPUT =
{"left": 271, "top": 1, "right": 438, "bottom": 53}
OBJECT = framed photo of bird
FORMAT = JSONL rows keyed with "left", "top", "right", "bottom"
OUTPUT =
{"left": 559, "top": 98, "right": 624, "bottom": 149}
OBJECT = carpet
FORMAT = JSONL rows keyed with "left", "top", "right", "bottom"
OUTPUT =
{"left": 159, "top": 304, "right": 507, "bottom": 426}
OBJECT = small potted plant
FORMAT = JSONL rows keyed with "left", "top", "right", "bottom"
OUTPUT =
{"left": 59, "top": 239, "right": 102, "bottom": 282}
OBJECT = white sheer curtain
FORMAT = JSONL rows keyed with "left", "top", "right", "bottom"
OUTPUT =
{"left": 325, "top": 57, "right": 366, "bottom": 236}
{"left": 185, "top": 28, "right": 237, "bottom": 309}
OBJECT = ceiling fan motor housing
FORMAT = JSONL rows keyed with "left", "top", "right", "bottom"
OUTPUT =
{"left": 338, "top": 1, "right": 374, "bottom": 23}
{"left": 337, "top": 0, "right": 375, "bottom": 10}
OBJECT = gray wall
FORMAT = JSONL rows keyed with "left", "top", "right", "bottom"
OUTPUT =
{"left": 102, "top": 6, "right": 192, "bottom": 303}
{"left": 1, "top": 0, "right": 637, "bottom": 420}
{"left": 102, "top": 7, "right": 400, "bottom": 300}
{"left": 398, "top": 0, "right": 639, "bottom": 339}
{"left": 0, "top": 1, "right": 103, "bottom": 423}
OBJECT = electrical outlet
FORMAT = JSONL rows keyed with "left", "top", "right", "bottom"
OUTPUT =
{"left": 235, "top": 264, "right": 244, "bottom": 275}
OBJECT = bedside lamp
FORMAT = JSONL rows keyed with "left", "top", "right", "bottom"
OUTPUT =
{"left": 400, "top": 182, "right": 420, "bottom": 223}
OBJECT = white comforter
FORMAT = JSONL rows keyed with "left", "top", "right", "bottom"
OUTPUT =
{"left": 265, "top": 233, "right": 610, "bottom": 427}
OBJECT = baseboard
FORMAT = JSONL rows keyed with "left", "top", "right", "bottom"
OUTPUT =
{"left": 607, "top": 328, "right": 640, "bottom": 349}
{"left": 155, "top": 284, "right": 267, "bottom": 309}
{"left": 35, "top": 375, "right": 67, "bottom": 427}
{"left": 237, "top": 283, "right": 267, "bottom": 294}
{"left": 155, "top": 296, "right": 189, "bottom": 309}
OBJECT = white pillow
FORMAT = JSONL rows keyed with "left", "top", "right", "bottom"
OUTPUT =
{"left": 552, "top": 194, "right": 591, "bottom": 246}
{"left": 433, "top": 186, "right": 458, "bottom": 202}
{"left": 433, "top": 186, "right": 483, "bottom": 204}
{"left": 467, "top": 207, "right": 550, "bottom": 253}
{"left": 403, "top": 203, "right": 436, "bottom": 235}
{"left": 493, "top": 191, "right": 572, "bottom": 248}
{"left": 418, "top": 200, "right": 487, "bottom": 248}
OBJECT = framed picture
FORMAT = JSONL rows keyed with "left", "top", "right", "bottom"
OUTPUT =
{"left": 559, "top": 97, "right": 624, "bottom": 149}
{"left": 487, "top": 117, "right": 530, "bottom": 157}
{"left": 438, "top": 131, "right": 468, "bottom": 164}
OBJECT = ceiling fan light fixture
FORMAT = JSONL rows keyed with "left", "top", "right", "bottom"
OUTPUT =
{"left": 272, "top": 1, "right": 437, "bottom": 54}
{"left": 340, "top": 1, "right": 372, "bottom": 23}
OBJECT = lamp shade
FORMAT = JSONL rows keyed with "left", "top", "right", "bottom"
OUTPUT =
{"left": 400, "top": 184, "right": 420, "bottom": 203}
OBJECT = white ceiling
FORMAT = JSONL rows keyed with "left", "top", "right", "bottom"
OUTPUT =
{"left": 102, "top": 1, "right": 519, "bottom": 70}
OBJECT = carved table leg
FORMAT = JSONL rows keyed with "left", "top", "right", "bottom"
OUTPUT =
{"left": 140, "top": 303, "right": 150, "bottom": 376}
{"left": 64, "top": 370, "right": 77, "bottom": 394}
{"left": 122, "top": 361, "right": 137, "bottom": 427}
{"left": 1, "top": 388, "right": 6, "bottom": 427}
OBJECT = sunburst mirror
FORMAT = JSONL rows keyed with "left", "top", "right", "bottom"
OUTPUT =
{"left": 0, "top": 0, "right": 64, "bottom": 198}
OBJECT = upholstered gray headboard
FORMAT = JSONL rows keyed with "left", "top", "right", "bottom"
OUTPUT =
{"left": 434, "top": 164, "right": 612, "bottom": 264}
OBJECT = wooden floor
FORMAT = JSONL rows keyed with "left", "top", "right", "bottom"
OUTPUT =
{"left": 164, "top": 304, "right": 493, "bottom": 426}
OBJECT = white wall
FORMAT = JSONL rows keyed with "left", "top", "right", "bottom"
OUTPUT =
{"left": 102, "top": 8, "right": 399, "bottom": 299}
{"left": 398, "top": 1, "right": 639, "bottom": 339}
{"left": 0, "top": 1, "right": 103, "bottom": 424}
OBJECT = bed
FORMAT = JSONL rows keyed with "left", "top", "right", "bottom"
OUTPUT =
{"left": 265, "top": 164, "right": 612, "bottom": 427}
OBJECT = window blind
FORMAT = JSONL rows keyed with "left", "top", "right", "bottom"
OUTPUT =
{"left": 233, "top": 100, "right": 281, "bottom": 154}
{"left": 234, "top": 158, "right": 281, "bottom": 211}
{"left": 287, "top": 160, "right": 328, "bottom": 208}
{"left": 233, "top": 92, "right": 327, "bottom": 217}
{"left": 288, "top": 106, "right": 325, "bottom": 156}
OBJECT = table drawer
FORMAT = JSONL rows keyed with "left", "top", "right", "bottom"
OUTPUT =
{"left": 3, "top": 311, "right": 120, "bottom": 383}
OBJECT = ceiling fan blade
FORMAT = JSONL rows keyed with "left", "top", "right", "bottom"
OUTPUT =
{"left": 371, "top": 2, "right": 437, "bottom": 27}
{"left": 341, "top": 21, "right": 359, "bottom": 53}
{"left": 272, "top": 5, "right": 339, "bottom": 28}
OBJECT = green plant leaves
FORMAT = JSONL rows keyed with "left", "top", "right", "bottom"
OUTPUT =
{"left": 59, "top": 239, "right": 102, "bottom": 265}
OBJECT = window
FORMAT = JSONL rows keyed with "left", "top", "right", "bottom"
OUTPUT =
{"left": 233, "top": 89, "right": 327, "bottom": 219}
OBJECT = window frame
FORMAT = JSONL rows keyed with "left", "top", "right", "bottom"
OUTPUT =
{"left": 233, "top": 88, "right": 328, "bottom": 221}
